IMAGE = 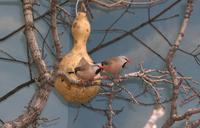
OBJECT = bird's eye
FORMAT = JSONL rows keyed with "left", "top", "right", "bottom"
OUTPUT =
{"left": 74, "top": 67, "right": 81, "bottom": 73}
{"left": 124, "top": 58, "right": 128, "bottom": 62}
{"left": 68, "top": 71, "right": 75, "bottom": 74}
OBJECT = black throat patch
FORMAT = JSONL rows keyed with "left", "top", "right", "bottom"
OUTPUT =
{"left": 95, "top": 68, "right": 102, "bottom": 74}
{"left": 122, "top": 62, "right": 127, "bottom": 68}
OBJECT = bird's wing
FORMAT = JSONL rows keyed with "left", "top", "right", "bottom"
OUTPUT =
{"left": 78, "top": 57, "right": 89, "bottom": 66}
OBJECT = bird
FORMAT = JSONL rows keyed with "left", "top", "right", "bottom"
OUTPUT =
{"left": 73, "top": 57, "right": 103, "bottom": 81}
{"left": 101, "top": 56, "right": 130, "bottom": 79}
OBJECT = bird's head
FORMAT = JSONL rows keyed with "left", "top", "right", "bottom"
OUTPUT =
{"left": 119, "top": 56, "right": 132, "bottom": 68}
{"left": 120, "top": 56, "right": 131, "bottom": 63}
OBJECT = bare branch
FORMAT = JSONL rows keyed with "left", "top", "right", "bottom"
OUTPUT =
{"left": 191, "top": 119, "right": 200, "bottom": 128}
{"left": 51, "top": 0, "right": 62, "bottom": 62}
{"left": 2, "top": 0, "right": 52, "bottom": 127}
{"left": 116, "top": 85, "right": 138, "bottom": 104}
{"left": 105, "top": 87, "right": 114, "bottom": 128}
{"left": 174, "top": 108, "right": 200, "bottom": 121}
{"left": 90, "top": 0, "right": 165, "bottom": 8}
{"left": 0, "top": 1, "right": 69, "bottom": 42}
{"left": 0, "top": 118, "right": 4, "bottom": 125}
{"left": 0, "top": 79, "right": 35, "bottom": 102}
{"left": 82, "top": 104, "right": 124, "bottom": 115}
{"left": 162, "top": 0, "right": 194, "bottom": 127}
{"left": 89, "top": 0, "right": 181, "bottom": 54}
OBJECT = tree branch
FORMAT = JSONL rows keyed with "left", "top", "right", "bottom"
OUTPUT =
{"left": 51, "top": 0, "right": 62, "bottom": 62}
{"left": 0, "top": 79, "right": 35, "bottom": 102}
{"left": 2, "top": 0, "right": 52, "bottom": 127}
{"left": 89, "top": 0, "right": 181, "bottom": 54}
{"left": 90, "top": 0, "right": 164, "bottom": 8}
{"left": 191, "top": 119, "right": 200, "bottom": 128}
{"left": 162, "top": 0, "right": 193, "bottom": 127}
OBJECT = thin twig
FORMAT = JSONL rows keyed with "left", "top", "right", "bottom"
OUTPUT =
{"left": 2, "top": 1, "right": 52, "bottom": 127}
{"left": 89, "top": 0, "right": 181, "bottom": 54}
{"left": 0, "top": 79, "right": 35, "bottom": 102}
{"left": 0, "top": 1, "right": 69, "bottom": 42}
{"left": 190, "top": 119, "right": 200, "bottom": 128}
{"left": 0, "top": 118, "right": 4, "bottom": 124}
{"left": 90, "top": 0, "right": 164, "bottom": 8}
{"left": 162, "top": 0, "right": 193, "bottom": 127}
{"left": 0, "top": 57, "right": 28, "bottom": 65}
{"left": 51, "top": 0, "right": 63, "bottom": 62}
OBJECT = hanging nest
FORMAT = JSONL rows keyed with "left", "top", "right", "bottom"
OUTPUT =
{"left": 54, "top": 11, "right": 100, "bottom": 104}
